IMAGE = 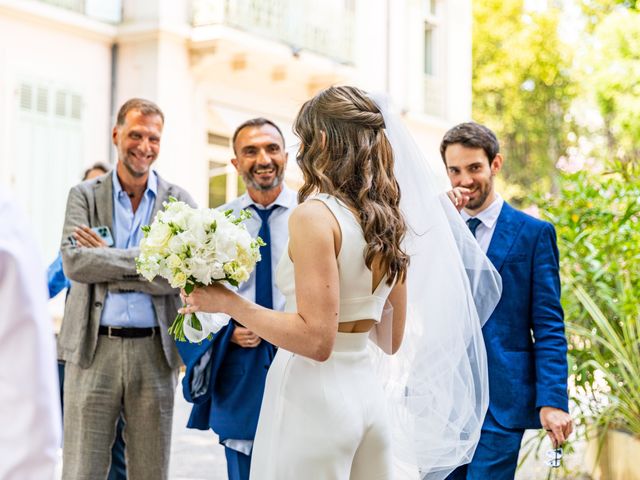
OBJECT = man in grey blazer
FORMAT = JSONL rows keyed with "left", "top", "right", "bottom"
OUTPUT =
{"left": 59, "top": 98, "right": 195, "bottom": 479}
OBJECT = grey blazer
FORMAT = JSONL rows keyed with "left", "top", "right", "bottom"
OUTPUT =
{"left": 58, "top": 172, "right": 196, "bottom": 369}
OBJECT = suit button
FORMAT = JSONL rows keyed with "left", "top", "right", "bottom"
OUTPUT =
{"left": 94, "top": 302, "right": 103, "bottom": 308}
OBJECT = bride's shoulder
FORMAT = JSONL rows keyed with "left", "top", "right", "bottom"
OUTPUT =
{"left": 291, "top": 199, "right": 331, "bottom": 219}
{"left": 289, "top": 198, "right": 338, "bottom": 230}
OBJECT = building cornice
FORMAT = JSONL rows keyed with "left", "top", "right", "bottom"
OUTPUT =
{"left": 116, "top": 20, "right": 191, "bottom": 44}
{"left": 0, "top": 0, "right": 116, "bottom": 43}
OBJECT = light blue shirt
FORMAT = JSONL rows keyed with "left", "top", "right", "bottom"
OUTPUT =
{"left": 461, "top": 193, "right": 504, "bottom": 254}
{"left": 100, "top": 169, "right": 158, "bottom": 328}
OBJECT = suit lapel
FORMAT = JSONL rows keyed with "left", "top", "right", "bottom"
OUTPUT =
{"left": 93, "top": 174, "right": 114, "bottom": 232}
{"left": 487, "top": 202, "right": 522, "bottom": 272}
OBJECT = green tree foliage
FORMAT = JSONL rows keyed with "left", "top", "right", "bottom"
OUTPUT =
{"left": 523, "top": 0, "right": 640, "bottom": 445}
{"left": 578, "top": 0, "right": 638, "bottom": 31}
{"left": 535, "top": 162, "right": 640, "bottom": 435}
{"left": 473, "top": 0, "right": 576, "bottom": 197}
{"left": 586, "top": 9, "right": 640, "bottom": 165}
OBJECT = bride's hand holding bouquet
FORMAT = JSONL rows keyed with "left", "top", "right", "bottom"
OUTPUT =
{"left": 179, "top": 282, "right": 236, "bottom": 317}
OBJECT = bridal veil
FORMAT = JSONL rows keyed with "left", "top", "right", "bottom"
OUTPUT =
{"left": 368, "top": 94, "right": 502, "bottom": 480}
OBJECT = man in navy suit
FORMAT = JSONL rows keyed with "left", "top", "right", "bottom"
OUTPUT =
{"left": 442, "top": 122, "right": 573, "bottom": 479}
{"left": 177, "top": 118, "right": 297, "bottom": 480}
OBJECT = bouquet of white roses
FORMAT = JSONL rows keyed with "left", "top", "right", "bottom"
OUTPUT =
{"left": 136, "top": 198, "right": 264, "bottom": 342}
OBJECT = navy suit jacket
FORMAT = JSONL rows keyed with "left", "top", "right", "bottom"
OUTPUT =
{"left": 177, "top": 322, "right": 276, "bottom": 442}
{"left": 484, "top": 202, "right": 568, "bottom": 429}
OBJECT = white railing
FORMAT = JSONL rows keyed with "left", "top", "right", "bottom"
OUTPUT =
{"left": 192, "top": 0, "right": 355, "bottom": 64}
{"left": 35, "top": 0, "right": 122, "bottom": 23}
{"left": 38, "top": 0, "right": 84, "bottom": 12}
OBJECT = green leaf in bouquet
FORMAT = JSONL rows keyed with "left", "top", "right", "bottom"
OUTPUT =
{"left": 229, "top": 208, "right": 253, "bottom": 225}
{"left": 168, "top": 222, "right": 183, "bottom": 234}
{"left": 141, "top": 225, "right": 151, "bottom": 234}
{"left": 226, "top": 277, "right": 239, "bottom": 287}
{"left": 162, "top": 196, "right": 179, "bottom": 209}
{"left": 184, "top": 282, "right": 195, "bottom": 295}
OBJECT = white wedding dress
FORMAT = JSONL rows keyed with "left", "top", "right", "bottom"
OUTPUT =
{"left": 249, "top": 193, "right": 396, "bottom": 479}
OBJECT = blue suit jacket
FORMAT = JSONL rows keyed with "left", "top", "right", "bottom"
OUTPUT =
{"left": 177, "top": 322, "right": 276, "bottom": 442}
{"left": 484, "top": 202, "right": 568, "bottom": 429}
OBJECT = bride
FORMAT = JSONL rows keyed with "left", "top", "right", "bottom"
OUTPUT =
{"left": 181, "top": 85, "right": 501, "bottom": 479}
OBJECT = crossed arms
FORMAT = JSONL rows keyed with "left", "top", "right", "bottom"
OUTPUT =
{"left": 60, "top": 184, "right": 176, "bottom": 296}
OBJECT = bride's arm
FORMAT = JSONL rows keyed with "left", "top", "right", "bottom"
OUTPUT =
{"left": 182, "top": 201, "right": 340, "bottom": 362}
{"left": 388, "top": 280, "right": 407, "bottom": 354}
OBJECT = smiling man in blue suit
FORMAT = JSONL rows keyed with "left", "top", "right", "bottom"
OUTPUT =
{"left": 177, "top": 118, "right": 297, "bottom": 480}
{"left": 442, "top": 122, "right": 573, "bottom": 479}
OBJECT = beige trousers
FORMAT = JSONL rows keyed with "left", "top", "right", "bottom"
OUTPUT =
{"left": 62, "top": 334, "right": 177, "bottom": 480}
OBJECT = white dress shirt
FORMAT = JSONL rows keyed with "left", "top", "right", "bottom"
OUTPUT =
{"left": 460, "top": 193, "right": 504, "bottom": 254}
{"left": 225, "top": 186, "right": 297, "bottom": 312}
{"left": 0, "top": 189, "right": 61, "bottom": 479}
{"left": 202, "top": 186, "right": 297, "bottom": 455}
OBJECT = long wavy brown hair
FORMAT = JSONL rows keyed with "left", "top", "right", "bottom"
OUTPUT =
{"left": 294, "top": 85, "right": 409, "bottom": 285}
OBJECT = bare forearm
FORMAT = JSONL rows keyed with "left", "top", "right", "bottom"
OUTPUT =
{"left": 389, "top": 281, "right": 407, "bottom": 354}
{"left": 225, "top": 292, "right": 334, "bottom": 361}
{"left": 391, "top": 319, "right": 405, "bottom": 354}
